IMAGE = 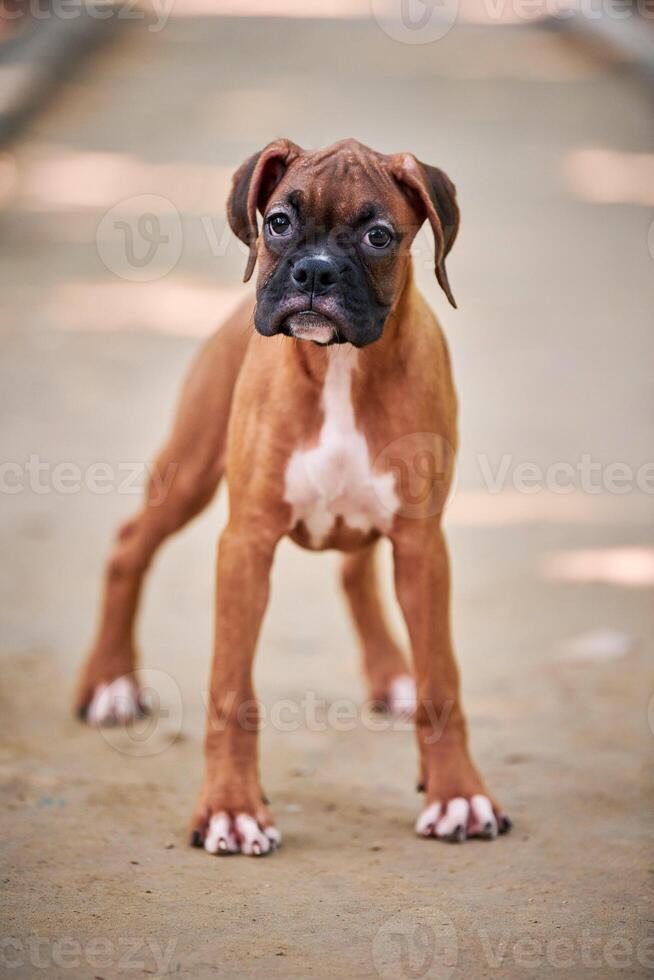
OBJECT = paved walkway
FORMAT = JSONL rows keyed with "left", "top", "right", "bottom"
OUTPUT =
{"left": 1, "top": 11, "right": 653, "bottom": 979}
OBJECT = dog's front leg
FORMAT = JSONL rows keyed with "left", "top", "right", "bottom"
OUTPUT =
{"left": 190, "top": 523, "right": 281, "bottom": 857}
{"left": 392, "top": 522, "right": 511, "bottom": 843}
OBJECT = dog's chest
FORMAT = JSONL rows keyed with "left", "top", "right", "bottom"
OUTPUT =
{"left": 284, "top": 350, "right": 399, "bottom": 548}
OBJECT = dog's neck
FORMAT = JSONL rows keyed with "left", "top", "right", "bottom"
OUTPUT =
{"left": 286, "top": 263, "right": 417, "bottom": 389}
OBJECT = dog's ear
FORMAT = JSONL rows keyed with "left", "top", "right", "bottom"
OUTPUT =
{"left": 227, "top": 138, "right": 303, "bottom": 282}
{"left": 388, "top": 154, "right": 460, "bottom": 308}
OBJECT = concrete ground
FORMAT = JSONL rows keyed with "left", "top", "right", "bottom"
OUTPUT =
{"left": 1, "top": 10, "right": 653, "bottom": 979}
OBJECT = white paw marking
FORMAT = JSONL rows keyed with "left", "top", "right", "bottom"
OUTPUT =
{"left": 235, "top": 813, "right": 271, "bottom": 856}
{"left": 415, "top": 801, "right": 441, "bottom": 836}
{"left": 436, "top": 797, "right": 469, "bottom": 837}
{"left": 204, "top": 812, "right": 239, "bottom": 854}
{"left": 387, "top": 674, "right": 417, "bottom": 718}
{"left": 86, "top": 677, "right": 140, "bottom": 726}
{"left": 284, "top": 348, "right": 399, "bottom": 547}
{"left": 468, "top": 794, "right": 498, "bottom": 839}
{"left": 415, "top": 794, "right": 497, "bottom": 841}
{"left": 203, "top": 812, "right": 281, "bottom": 857}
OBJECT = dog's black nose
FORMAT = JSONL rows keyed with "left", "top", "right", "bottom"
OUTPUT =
{"left": 291, "top": 255, "right": 339, "bottom": 295}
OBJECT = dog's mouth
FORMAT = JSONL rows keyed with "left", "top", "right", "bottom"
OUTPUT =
{"left": 284, "top": 310, "right": 337, "bottom": 345}
{"left": 258, "top": 292, "right": 349, "bottom": 344}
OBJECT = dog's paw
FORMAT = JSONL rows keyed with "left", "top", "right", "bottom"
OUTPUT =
{"left": 415, "top": 795, "right": 512, "bottom": 843}
{"left": 83, "top": 676, "right": 143, "bottom": 726}
{"left": 191, "top": 811, "right": 281, "bottom": 857}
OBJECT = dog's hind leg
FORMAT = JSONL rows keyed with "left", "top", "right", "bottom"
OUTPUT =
{"left": 341, "top": 543, "right": 416, "bottom": 718}
{"left": 75, "top": 300, "right": 253, "bottom": 724}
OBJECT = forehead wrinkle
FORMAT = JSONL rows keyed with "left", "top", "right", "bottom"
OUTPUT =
{"left": 280, "top": 144, "right": 404, "bottom": 230}
{"left": 284, "top": 189, "right": 303, "bottom": 213}
{"left": 352, "top": 202, "right": 387, "bottom": 228}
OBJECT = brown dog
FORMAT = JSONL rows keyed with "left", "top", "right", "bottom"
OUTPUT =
{"left": 76, "top": 138, "right": 511, "bottom": 855}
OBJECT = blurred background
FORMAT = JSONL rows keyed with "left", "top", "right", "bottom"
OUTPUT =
{"left": 1, "top": 2, "right": 653, "bottom": 978}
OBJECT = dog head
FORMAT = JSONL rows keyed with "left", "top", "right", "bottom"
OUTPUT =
{"left": 227, "top": 138, "right": 460, "bottom": 347}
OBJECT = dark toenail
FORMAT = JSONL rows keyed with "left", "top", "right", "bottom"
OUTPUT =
{"left": 416, "top": 781, "right": 426, "bottom": 793}
{"left": 77, "top": 705, "right": 88, "bottom": 721}
{"left": 499, "top": 815, "right": 513, "bottom": 834}
{"left": 446, "top": 824, "right": 466, "bottom": 843}
{"left": 190, "top": 831, "right": 203, "bottom": 848}
{"left": 261, "top": 793, "right": 270, "bottom": 805}
{"left": 481, "top": 820, "right": 498, "bottom": 840}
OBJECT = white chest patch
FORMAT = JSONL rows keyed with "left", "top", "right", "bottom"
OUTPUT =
{"left": 284, "top": 349, "right": 399, "bottom": 547}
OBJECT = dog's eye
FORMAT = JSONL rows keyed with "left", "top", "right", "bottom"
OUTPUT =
{"left": 267, "top": 213, "right": 291, "bottom": 236}
{"left": 364, "top": 226, "right": 392, "bottom": 249}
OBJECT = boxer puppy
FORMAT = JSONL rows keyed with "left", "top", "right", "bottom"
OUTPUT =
{"left": 76, "top": 138, "right": 511, "bottom": 856}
